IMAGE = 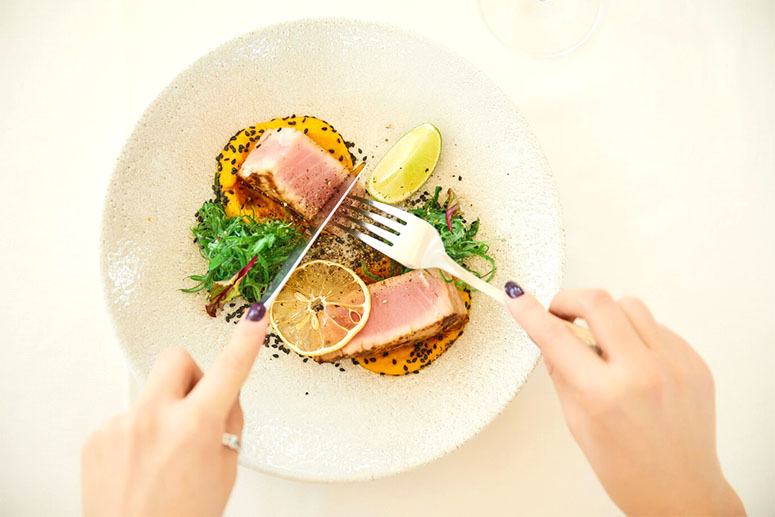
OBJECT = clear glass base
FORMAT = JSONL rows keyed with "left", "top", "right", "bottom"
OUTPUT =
{"left": 479, "top": 0, "right": 603, "bottom": 58}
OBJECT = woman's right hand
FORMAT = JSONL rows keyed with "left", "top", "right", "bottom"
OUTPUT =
{"left": 503, "top": 283, "right": 745, "bottom": 516}
{"left": 82, "top": 303, "right": 269, "bottom": 517}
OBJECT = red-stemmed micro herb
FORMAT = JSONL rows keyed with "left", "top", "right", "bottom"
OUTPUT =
{"left": 205, "top": 255, "right": 258, "bottom": 317}
{"left": 444, "top": 188, "right": 460, "bottom": 232}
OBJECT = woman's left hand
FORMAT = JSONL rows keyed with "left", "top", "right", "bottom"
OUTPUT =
{"left": 82, "top": 303, "right": 268, "bottom": 517}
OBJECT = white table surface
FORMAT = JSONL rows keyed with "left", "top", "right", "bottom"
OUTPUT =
{"left": 1, "top": 0, "right": 773, "bottom": 515}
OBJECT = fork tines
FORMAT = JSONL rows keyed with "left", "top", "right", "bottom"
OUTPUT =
{"left": 350, "top": 196, "right": 408, "bottom": 225}
{"left": 333, "top": 197, "right": 405, "bottom": 252}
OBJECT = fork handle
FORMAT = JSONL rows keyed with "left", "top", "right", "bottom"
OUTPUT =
{"left": 435, "top": 253, "right": 505, "bottom": 303}
{"left": 435, "top": 255, "right": 598, "bottom": 348}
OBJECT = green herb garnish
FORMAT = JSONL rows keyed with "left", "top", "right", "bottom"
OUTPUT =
{"left": 358, "top": 259, "right": 388, "bottom": 282}
{"left": 357, "top": 258, "right": 407, "bottom": 281}
{"left": 411, "top": 186, "right": 496, "bottom": 287}
{"left": 183, "top": 201, "right": 303, "bottom": 313}
{"left": 185, "top": 186, "right": 495, "bottom": 313}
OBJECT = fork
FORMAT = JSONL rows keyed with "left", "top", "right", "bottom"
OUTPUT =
{"left": 335, "top": 196, "right": 504, "bottom": 301}
{"left": 334, "top": 196, "right": 597, "bottom": 347}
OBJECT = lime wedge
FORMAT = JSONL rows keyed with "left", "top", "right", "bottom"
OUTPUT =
{"left": 367, "top": 123, "right": 441, "bottom": 204}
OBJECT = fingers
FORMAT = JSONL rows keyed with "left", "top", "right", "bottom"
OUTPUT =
{"left": 190, "top": 303, "right": 268, "bottom": 418}
{"left": 137, "top": 346, "right": 203, "bottom": 406}
{"left": 504, "top": 286, "right": 604, "bottom": 387}
{"left": 224, "top": 397, "right": 244, "bottom": 437}
{"left": 550, "top": 289, "right": 646, "bottom": 360}
{"left": 657, "top": 323, "right": 710, "bottom": 376}
{"left": 221, "top": 397, "right": 245, "bottom": 463}
{"left": 618, "top": 296, "right": 662, "bottom": 349}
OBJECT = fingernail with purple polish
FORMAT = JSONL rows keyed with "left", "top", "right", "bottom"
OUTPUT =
{"left": 246, "top": 303, "right": 266, "bottom": 321}
{"left": 504, "top": 281, "right": 524, "bottom": 299}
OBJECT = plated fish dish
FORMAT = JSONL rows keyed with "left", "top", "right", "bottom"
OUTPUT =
{"left": 184, "top": 115, "right": 496, "bottom": 376}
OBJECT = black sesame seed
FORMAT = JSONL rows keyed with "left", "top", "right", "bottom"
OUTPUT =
{"left": 303, "top": 128, "right": 308, "bottom": 134}
{"left": 391, "top": 359, "right": 397, "bottom": 365}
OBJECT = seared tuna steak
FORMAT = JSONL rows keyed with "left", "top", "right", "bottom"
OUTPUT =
{"left": 320, "top": 269, "right": 468, "bottom": 361}
{"left": 239, "top": 128, "right": 350, "bottom": 220}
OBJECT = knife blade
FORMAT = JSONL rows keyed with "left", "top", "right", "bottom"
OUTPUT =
{"left": 259, "top": 163, "right": 366, "bottom": 307}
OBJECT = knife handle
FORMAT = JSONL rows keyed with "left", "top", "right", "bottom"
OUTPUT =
{"left": 564, "top": 321, "right": 602, "bottom": 355}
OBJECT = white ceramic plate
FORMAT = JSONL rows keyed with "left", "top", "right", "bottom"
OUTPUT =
{"left": 101, "top": 19, "right": 563, "bottom": 482}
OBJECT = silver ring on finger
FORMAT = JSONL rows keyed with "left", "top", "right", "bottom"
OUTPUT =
{"left": 222, "top": 433, "right": 241, "bottom": 454}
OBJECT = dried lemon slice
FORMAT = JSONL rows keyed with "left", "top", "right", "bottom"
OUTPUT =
{"left": 270, "top": 260, "right": 371, "bottom": 356}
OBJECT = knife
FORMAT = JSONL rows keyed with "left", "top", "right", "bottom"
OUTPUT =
{"left": 259, "top": 163, "right": 366, "bottom": 307}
